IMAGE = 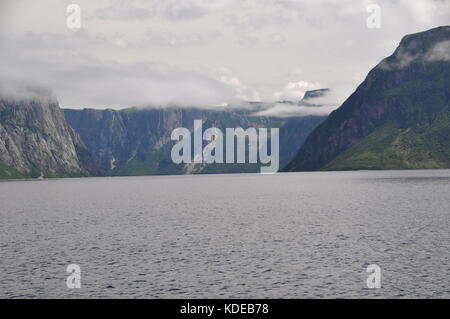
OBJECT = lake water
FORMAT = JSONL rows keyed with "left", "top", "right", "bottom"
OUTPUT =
{"left": 0, "top": 170, "right": 449, "bottom": 299}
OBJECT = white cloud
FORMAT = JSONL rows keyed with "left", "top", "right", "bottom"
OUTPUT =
{"left": 426, "top": 40, "right": 450, "bottom": 62}
{"left": 380, "top": 35, "right": 450, "bottom": 70}
{"left": 0, "top": 79, "right": 56, "bottom": 104}
{"left": 253, "top": 103, "right": 338, "bottom": 118}
{"left": 217, "top": 69, "right": 261, "bottom": 101}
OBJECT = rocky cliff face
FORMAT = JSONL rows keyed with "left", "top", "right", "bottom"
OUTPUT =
{"left": 65, "top": 103, "right": 327, "bottom": 176}
{"left": 0, "top": 90, "right": 327, "bottom": 178}
{"left": 0, "top": 94, "right": 97, "bottom": 178}
{"left": 285, "top": 26, "right": 450, "bottom": 171}
{"left": 65, "top": 108, "right": 284, "bottom": 175}
{"left": 279, "top": 115, "right": 327, "bottom": 168}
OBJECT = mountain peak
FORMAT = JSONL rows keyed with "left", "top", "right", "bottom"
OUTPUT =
{"left": 303, "top": 89, "right": 330, "bottom": 100}
{"left": 381, "top": 26, "right": 450, "bottom": 70}
{"left": 399, "top": 26, "right": 450, "bottom": 48}
{"left": 285, "top": 26, "right": 450, "bottom": 172}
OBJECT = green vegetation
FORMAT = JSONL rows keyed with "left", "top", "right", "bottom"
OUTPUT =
{"left": 0, "top": 161, "right": 27, "bottom": 179}
{"left": 0, "top": 160, "right": 90, "bottom": 180}
{"left": 110, "top": 142, "right": 185, "bottom": 176}
{"left": 323, "top": 113, "right": 450, "bottom": 170}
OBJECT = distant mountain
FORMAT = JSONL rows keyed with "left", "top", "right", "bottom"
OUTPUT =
{"left": 278, "top": 89, "right": 329, "bottom": 167}
{"left": 65, "top": 105, "right": 326, "bottom": 176}
{"left": 302, "top": 88, "right": 330, "bottom": 102}
{"left": 64, "top": 108, "right": 281, "bottom": 175}
{"left": 0, "top": 89, "right": 328, "bottom": 178}
{"left": 285, "top": 26, "right": 450, "bottom": 172}
{"left": 0, "top": 94, "right": 98, "bottom": 179}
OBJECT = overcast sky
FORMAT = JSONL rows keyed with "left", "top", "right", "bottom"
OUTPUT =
{"left": 0, "top": 0, "right": 449, "bottom": 111}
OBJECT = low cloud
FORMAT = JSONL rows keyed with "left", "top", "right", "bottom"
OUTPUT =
{"left": 425, "top": 40, "right": 450, "bottom": 62}
{"left": 253, "top": 103, "right": 338, "bottom": 118}
{"left": 380, "top": 36, "right": 450, "bottom": 70}
{"left": 0, "top": 79, "right": 56, "bottom": 104}
{"left": 0, "top": 49, "right": 239, "bottom": 108}
{"left": 273, "top": 81, "right": 321, "bottom": 102}
{"left": 253, "top": 88, "right": 341, "bottom": 118}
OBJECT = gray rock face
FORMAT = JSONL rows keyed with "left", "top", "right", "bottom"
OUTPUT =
{"left": 65, "top": 103, "right": 328, "bottom": 176}
{"left": 64, "top": 108, "right": 285, "bottom": 175}
{"left": 0, "top": 96, "right": 93, "bottom": 177}
{"left": 0, "top": 91, "right": 328, "bottom": 178}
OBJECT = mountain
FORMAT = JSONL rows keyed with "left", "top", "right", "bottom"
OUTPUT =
{"left": 302, "top": 88, "right": 330, "bottom": 102}
{"left": 0, "top": 89, "right": 328, "bottom": 178}
{"left": 285, "top": 26, "right": 450, "bottom": 172}
{"left": 65, "top": 108, "right": 284, "bottom": 175}
{"left": 64, "top": 93, "right": 329, "bottom": 176}
{"left": 0, "top": 93, "right": 98, "bottom": 179}
{"left": 278, "top": 89, "right": 329, "bottom": 167}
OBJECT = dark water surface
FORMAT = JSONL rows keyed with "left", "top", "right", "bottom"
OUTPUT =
{"left": 1, "top": 170, "right": 449, "bottom": 298}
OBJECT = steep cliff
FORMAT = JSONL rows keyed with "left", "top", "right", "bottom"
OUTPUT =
{"left": 64, "top": 89, "right": 332, "bottom": 176}
{"left": 0, "top": 94, "right": 97, "bottom": 178}
{"left": 65, "top": 108, "right": 285, "bottom": 175}
{"left": 0, "top": 91, "right": 327, "bottom": 178}
{"left": 285, "top": 26, "right": 450, "bottom": 171}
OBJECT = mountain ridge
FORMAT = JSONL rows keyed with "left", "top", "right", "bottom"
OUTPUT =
{"left": 284, "top": 26, "right": 450, "bottom": 172}
{"left": 64, "top": 105, "right": 326, "bottom": 176}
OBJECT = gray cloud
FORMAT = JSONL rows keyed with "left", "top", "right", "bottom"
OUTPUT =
{"left": 0, "top": 0, "right": 448, "bottom": 111}
{"left": 144, "top": 29, "right": 222, "bottom": 48}
{"left": 95, "top": 0, "right": 228, "bottom": 21}
{"left": 0, "top": 48, "right": 238, "bottom": 108}
{"left": 0, "top": 79, "right": 56, "bottom": 104}
{"left": 95, "top": 0, "right": 151, "bottom": 20}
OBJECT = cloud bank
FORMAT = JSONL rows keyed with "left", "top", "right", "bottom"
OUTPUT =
{"left": 0, "top": 0, "right": 448, "bottom": 115}
{"left": 0, "top": 48, "right": 237, "bottom": 108}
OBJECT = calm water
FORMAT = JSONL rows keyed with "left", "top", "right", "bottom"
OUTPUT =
{"left": 0, "top": 170, "right": 449, "bottom": 299}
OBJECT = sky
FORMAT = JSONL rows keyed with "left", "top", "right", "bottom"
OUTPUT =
{"left": 0, "top": 0, "right": 449, "bottom": 114}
